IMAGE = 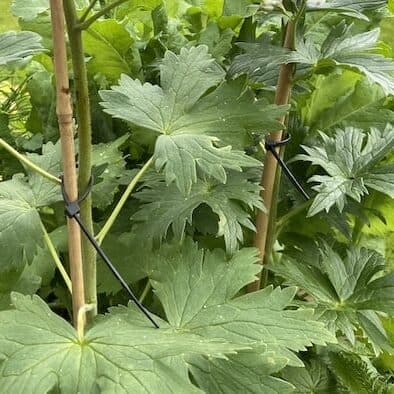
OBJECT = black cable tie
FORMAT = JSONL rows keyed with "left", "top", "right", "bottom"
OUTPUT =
{"left": 60, "top": 177, "right": 159, "bottom": 329}
{"left": 264, "top": 135, "right": 310, "bottom": 201}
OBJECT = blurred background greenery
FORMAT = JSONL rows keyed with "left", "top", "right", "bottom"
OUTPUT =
{"left": 0, "top": 0, "right": 18, "bottom": 32}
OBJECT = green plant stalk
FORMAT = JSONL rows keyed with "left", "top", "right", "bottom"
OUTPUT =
{"left": 0, "top": 138, "right": 61, "bottom": 184}
{"left": 96, "top": 157, "right": 153, "bottom": 245}
{"left": 41, "top": 222, "right": 72, "bottom": 293}
{"left": 63, "top": 0, "right": 97, "bottom": 320}
{"left": 275, "top": 199, "right": 312, "bottom": 237}
{"left": 76, "top": 0, "right": 130, "bottom": 30}
{"left": 139, "top": 280, "right": 151, "bottom": 303}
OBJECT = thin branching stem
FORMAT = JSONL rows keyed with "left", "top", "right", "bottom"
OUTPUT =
{"left": 96, "top": 157, "right": 153, "bottom": 245}
{"left": 41, "top": 222, "right": 73, "bottom": 294}
{"left": 78, "top": 0, "right": 99, "bottom": 23}
{"left": 0, "top": 138, "right": 61, "bottom": 184}
{"left": 76, "top": 0, "right": 130, "bottom": 30}
{"left": 139, "top": 281, "right": 151, "bottom": 303}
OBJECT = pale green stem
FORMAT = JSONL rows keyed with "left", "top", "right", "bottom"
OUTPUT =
{"left": 78, "top": 0, "right": 99, "bottom": 23}
{"left": 0, "top": 138, "right": 61, "bottom": 184}
{"left": 275, "top": 199, "right": 312, "bottom": 238}
{"left": 76, "top": 0, "right": 130, "bottom": 30}
{"left": 77, "top": 303, "right": 95, "bottom": 341}
{"left": 41, "top": 222, "right": 73, "bottom": 294}
{"left": 96, "top": 157, "right": 153, "bottom": 245}
{"left": 139, "top": 281, "right": 151, "bottom": 303}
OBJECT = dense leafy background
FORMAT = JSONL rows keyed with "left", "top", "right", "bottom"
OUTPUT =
{"left": 0, "top": 0, "right": 394, "bottom": 392}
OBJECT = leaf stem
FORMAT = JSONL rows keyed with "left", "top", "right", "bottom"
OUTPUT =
{"left": 78, "top": 0, "right": 99, "bottom": 23}
{"left": 41, "top": 222, "right": 72, "bottom": 294}
{"left": 139, "top": 280, "right": 151, "bottom": 303}
{"left": 0, "top": 138, "right": 61, "bottom": 184}
{"left": 96, "top": 157, "right": 153, "bottom": 245}
{"left": 275, "top": 199, "right": 312, "bottom": 237}
{"left": 76, "top": 0, "right": 130, "bottom": 30}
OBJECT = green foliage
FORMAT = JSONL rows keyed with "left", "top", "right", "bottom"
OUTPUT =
{"left": 133, "top": 171, "right": 263, "bottom": 253}
{"left": 0, "top": 293, "right": 242, "bottom": 392}
{"left": 1, "top": 0, "right": 394, "bottom": 391}
{"left": 100, "top": 46, "right": 287, "bottom": 194}
{"left": 0, "top": 31, "right": 43, "bottom": 65}
{"left": 296, "top": 126, "right": 394, "bottom": 216}
{"left": 271, "top": 243, "right": 394, "bottom": 353}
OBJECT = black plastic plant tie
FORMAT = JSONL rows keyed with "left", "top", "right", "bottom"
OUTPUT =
{"left": 60, "top": 178, "right": 159, "bottom": 329}
{"left": 265, "top": 135, "right": 310, "bottom": 201}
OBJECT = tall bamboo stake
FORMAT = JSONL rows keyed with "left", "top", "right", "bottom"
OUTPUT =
{"left": 63, "top": 0, "right": 97, "bottom": 320}
{"left": 50, "top": 0, "right": 85, "bottom": 330}
{"left": 247, "top": 21, "right": 295, "bottom": 292}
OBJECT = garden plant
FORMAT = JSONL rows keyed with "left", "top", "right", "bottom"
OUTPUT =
{"left": 0, "top": 0, "right": 394, "bottom": 392}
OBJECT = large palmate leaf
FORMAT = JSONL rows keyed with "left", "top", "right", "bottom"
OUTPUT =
{"left": 0, "top": 293, "right": 243, "bottom": 393}
{"left": 100, "top": 46, "right": 287, "bottom": 194}
{"left": 0, "top": 177, "right": 45, "bottom": 271}
{"left": 270, "top": 243, "right": 394, "bottom": 353}
{"left": 0, "top": 31, "right": 43, "bottom": 65}
{"left": 296, "top": 126, "right": 394, "bottom": 216}
{"left": 133, "top": 171, "right": 263, "bottom": 254}
{"left": 147, "top": 238, "right": 334, "bottom": 386}
{"left": 0, "top": 141, "right": 61, "bottom": 270}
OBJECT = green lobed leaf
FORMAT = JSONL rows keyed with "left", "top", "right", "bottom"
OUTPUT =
{"left": 0, "top": 177, "right": 44, "bottom": 270}
{"left": 133, "top": 171, "right": 263, "bottom": 254}
{"left": 11, "top": 0, "right": 48, "bottom": 21}
{"left": 91, "top": 134, "right": 129, "bottom": 209}
{"left": 270, "top": 244, "right": 394, "bottom": 352}
{"left": 0, "top": 31, "right": 43, "bottom": 65}
{"left": 149, "top": 238, "right": 335, "bottom": 362}
{"left": 0, "top": 293, "right": 244, "bottom": 393}
{"left": 306, "top": 0, "right": 388, "bottom": 21}
{"left": 100, "top": 46, "right": 286, "bottom": 193}
{"left": 189, "top": 349, "right": 294, "bottom": 394}
{"left": 295, "top": 126, "right": 394, "bottom": 216}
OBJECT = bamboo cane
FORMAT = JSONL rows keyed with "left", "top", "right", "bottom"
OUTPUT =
{"left": 247, "top": 21, "right": 295, "bottom": 292}
{"left": 50, "top": 0, "right": 86, "bottom": 331}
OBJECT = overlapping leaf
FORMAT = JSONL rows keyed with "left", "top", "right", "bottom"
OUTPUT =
{"left": 288, "top": 23, "right": 394, "bottom": 95}
{"left": 133, "top": 171, "right": 263, "bottom": 254}
{"left": 91, "top": 134, "right": 130, "bottom": 209}
{"left": 231, "top": 22, "right": 394, "bottom": 95}
{"left": 302, "top": 74, "right": 394, "bottom": 131}
{"left": 0, "top": 141, "right": 61, "bottom": 270}
{"left": 83, "top": 19, "right": 133, "bottom": 82}
{"left": 306, "top": 0, "right": 387, "bottom": 20}
{"left": 0, "top": 293, "right": 243, "bottom": 393}
{"left": 296, "top": 126, "right": 394, "bottom": 216}
{"left": 270, "top": 244, "right": 394, "bottom": 353}
{"left": 100, "top": 45, "right": 287, "bottom": 194}
{"left": 0, "top": 31, "right": 43, "bottom": 65}
{"left": 149, "top": 239, "right": 334, "bottom": 356}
